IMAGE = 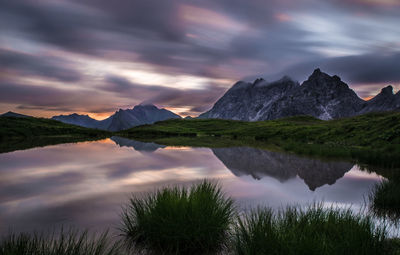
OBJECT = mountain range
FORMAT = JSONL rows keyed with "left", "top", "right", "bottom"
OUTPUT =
{"left": 52, "top": 104, "right": 181, "bottom": 131}
{"left": 3, "top": 69, "right": 399, "bottom": 130}
{"left": 200, "top": 68, "right": 400, "bottom": 121}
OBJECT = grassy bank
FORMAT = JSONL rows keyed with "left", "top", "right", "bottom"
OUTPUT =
{"left": 118, "top": 112, "right": 400, "bottom": 168}
{"left": 234, "top": 206, "right": 389, "bottom": 255}
{"left": 0, "top": 116, "right": 110, "bottom": 153}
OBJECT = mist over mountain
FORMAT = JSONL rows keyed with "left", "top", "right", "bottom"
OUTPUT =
{"left": 200, "top": 69, "right": 400, "bottom": 121}
{"left": 52, "top": 104, "right": 181, "bottom": 131}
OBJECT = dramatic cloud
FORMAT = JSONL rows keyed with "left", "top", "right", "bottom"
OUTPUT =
{"left": 105, "top": 75, "right": 227, "bottom": 115}
{"left": 0, "top": 49, "right": 82, "bottom": 82}
{"left": 0, "top": 0, "right": 399, "bottom": 117}
{"left": 257, "top": 52, "right": 400, "bottom": 83}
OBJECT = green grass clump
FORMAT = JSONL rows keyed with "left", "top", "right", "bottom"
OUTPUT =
{"left": 120, "top": 180, "right": 235, "bottom": 254}
{"left": 370, "top": 179, "right": 400, "bottom": 219}
{"left": 0, "top": 229, "right": 120, "bottom": 255}
{"left": 234, "top": 205, "right": 388, "bottom": 255}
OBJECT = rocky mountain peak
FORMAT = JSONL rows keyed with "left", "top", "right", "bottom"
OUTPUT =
{"left": 302, "top": 69, "right": 351, "bottom": 93}
{"left": 200, "top": 68, "right": 399, "bottom": 121}
{"left": 308, "top": 68, "right": 332, "bottom": 82}
{"left": 380, "top": 85, "right": 394, "bottom": 95}
{"left": 312, "top": 68, "right": 322, "bottom": 75}
{"left": 253, "top": 78, "right": 265, "bottom": 84}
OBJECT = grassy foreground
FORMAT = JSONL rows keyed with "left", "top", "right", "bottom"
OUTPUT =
{"left": 1, "top": 181, "right": 398, "bottom": 254}
{"left": 0, "top": 229, "right": 120, "bottom": 255}
{"left": 0, "top": 117, "right": 109, "bottom": 153}
{"left": 118, "top": 112, "right": 400, "bottom": 168}
{"left": 120, "top": 181, "right": 235, "bottom": 254}
{"left": 235, "top": 207, "right": 388, "bottom": 255}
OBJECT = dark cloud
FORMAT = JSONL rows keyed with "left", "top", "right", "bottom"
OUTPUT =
{"left": 0, "top": 0, "right": 399, "bottom": 116}
{"left": 259, "top": 52, "right": 400, "bottom": 85}
{"left": 105, "top": 75, "right": 227, "bottom": 113}
{"left": 0, "top": 81, "right": 117, "bottom": 113}
{"left": 0, "top": 49, "right": 81, "bottom": 82}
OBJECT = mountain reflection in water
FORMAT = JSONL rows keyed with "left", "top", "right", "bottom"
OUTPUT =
{"left": 111, "top": 136, "right": 166, "bottom": 152}
{"left": 0, "top": 138, "right": 382, "bottom": 236}
{"left": 212, "top": 147, "right": 353, "bottom": 191}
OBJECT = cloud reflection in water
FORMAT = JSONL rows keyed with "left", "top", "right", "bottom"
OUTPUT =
{"left": 0, "top": 138, "right": 383, "bottom": 235}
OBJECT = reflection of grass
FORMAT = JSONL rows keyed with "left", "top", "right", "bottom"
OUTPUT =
{"left": 120, "top": 180, "right": 235, "bottom": 254}
{"left": 370, "top": 179, "right": 400, "bottom": 220}
{"left": 0, "top": 136, "right": 106, "bottom": 154}
{"left": 118, "top": 112, "right": 400, "bottom": 168}
{"left": 234, "top": 206, "right": 389, "bottom": 255}
{"left": 0, "top": 229, "right": 121, "bottom": 255}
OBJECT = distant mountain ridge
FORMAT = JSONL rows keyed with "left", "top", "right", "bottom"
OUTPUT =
{"left": 0, "top": 111, "right": 30, "bottom": 118}
{"left": 200, "top": 68, "right": 400, "bottom": 121}
{"left": 52, "top": 113, "right": 100, "bottom": 128}
{"left": 52, "top": 104, "right": 181, "bottom": 131}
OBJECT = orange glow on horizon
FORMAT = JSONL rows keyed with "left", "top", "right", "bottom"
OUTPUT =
{"left": 88, "top": 112, "right": 114, "bottom": 120}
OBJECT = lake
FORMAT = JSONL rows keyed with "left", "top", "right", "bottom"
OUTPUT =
{"left": 0, "top": 136, "right": 384, "bottom": 236}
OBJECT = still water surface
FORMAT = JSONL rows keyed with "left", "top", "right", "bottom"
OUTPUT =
{"left": 0, "top": 137, "right": 383, "bottom": 235}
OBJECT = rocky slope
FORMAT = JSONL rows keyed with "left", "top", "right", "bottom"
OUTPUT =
{"left": 200, "top": 69, "right": 399, "bottom": 121}
{"left": 360, "top": 85, "right": 400, "bottom": 114}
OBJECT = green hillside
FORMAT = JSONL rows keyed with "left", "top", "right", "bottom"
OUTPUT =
{"left": 0, "top": 116, "right": 109, "bottom": 153}
{"left": 118, "top": 112, "right": 400, "bottom": 168}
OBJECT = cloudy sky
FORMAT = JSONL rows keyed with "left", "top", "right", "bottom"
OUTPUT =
{"left": 1, "top": 0, "right": 399, "bottom": 118}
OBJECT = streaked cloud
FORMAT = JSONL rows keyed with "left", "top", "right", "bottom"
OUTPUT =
{"left": 0, "top": 0, "right": 399, "bottom": 117}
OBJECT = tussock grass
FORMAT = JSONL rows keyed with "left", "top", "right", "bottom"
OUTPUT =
{"left": 120, "top": 180, "right": 235, "bottom": 254}
{"left": 234, "top": 205, "right": 389, "bottom": 255}
{"left": 0, "top": 229, "right": 121, "bottom": 255}
{"left": 370, "top": 180, "right": 400, "bottom": 220}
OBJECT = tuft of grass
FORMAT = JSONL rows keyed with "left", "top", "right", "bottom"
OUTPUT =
{"left": 0, "top": 229, "right": 121, "bottom": 255}
{"left": 370, "top": 179, "right": 400, "bottom": 220}
{"left": 234, "top": 205, "right": 389, "bottom": 255}
{"left": 120, "top": 180, "right": 235, "bottom": 254}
